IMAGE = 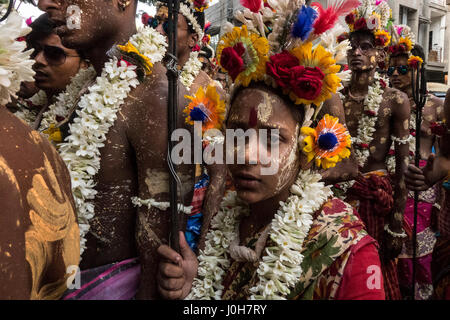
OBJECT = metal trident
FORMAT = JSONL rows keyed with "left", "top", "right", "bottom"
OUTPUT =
{"left": 410, "top": 59, "right": 427, "bottom": 300}
{"left": 166, "top": 0, "right": 181, "bottom": 253}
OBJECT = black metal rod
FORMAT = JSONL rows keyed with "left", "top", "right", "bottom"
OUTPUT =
{"left": 167, "top": 0, "right": 180, "bottom": 253}
{"left": 411, "top": 62, "right": 427, "bottom": 300}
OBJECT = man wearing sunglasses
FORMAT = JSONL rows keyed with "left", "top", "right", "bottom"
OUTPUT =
{"left": 338, "top": 3, "right": 411, "bottom": 300}
{"left": 389, "top": 39, "right": 444, "bottom": 299}
{"left": 38, "top": 0, "right": 196, "bottom": 300}
{"left": 16, "top": 13, "right": 88, "bottom": 130}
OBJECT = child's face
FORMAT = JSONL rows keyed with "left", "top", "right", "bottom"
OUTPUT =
{"left": 226, "top": 87, "right": 302, "bottom": 205}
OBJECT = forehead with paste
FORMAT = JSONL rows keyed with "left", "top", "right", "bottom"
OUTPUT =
{"left": 227, "top": 86, "right": 301, "bottom": 132}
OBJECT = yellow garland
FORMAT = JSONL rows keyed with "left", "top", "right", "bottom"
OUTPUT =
{"left": 117, "top": 41, "right": 153, "bottom": 75}
{"left": 408, "top": 55, "right": 423, "bottom": 68}
{"left": 42, "top": 124, "right": 62, "bottom": 144}
{"left": 398, "top": 37, "right": 413, "bottom": 52}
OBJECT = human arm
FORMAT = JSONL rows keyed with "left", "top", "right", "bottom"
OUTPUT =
{"left": 384, "top": 90, "right": 410, "bottom": 260}
{"left": 126, "top": 65, "right": 195, "bottom": 299}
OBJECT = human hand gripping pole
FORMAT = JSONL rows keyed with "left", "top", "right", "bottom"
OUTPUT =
{"left": 156, "top": 232, "right": 198, "bottom": 299}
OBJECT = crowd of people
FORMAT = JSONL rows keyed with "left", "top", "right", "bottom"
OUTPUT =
{"left": 0, "top": 0, "right": 450, "bottom": 300}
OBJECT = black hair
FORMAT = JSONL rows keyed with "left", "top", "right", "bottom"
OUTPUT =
{"left": 349, "top": 29, "right": 375, "bottom": 45}
{"left": 26, "top": 13, "right": 85, "bottom": 60}
{"left": 26, "top": 13, "right": 55, "bottom": 46}
{"left": 411, "top": 44, "right": 426, "bottom": 64}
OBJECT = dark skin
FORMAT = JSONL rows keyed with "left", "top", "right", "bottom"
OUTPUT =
{"left": 0, "top": 107, "right": 79, "bottom": 299}
{"left": 389, "top": 55, "right": 444, "bottom": 160}
{"left": 155, "top": 86, "right": 306, "bottom": 299}
{"left": 405, "top": 88, "right": 450, "bottom": 190}
{"left": 38, "top": 0, "right": 195, "bottom": 299}
{"left": 318, "top": 93, "right": 359, "bottom": 184}
{"left": 345, "top": 31, "right": 410, "bottom": 260}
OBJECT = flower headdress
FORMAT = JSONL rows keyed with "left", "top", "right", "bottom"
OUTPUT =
{"left": 387, "top": 24, "right": 422, "bottom": 69}
{"left": 156, "top": 0, "right": 206, "bottom": 43}
{"left": 215, "top": 0, "right": 354, "bottom": 168}
{"left": 340, "top": 0, "right": 392, "bottom": 48}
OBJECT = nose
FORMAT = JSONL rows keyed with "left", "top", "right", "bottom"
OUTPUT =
{"left": 33, "top": 50, "right": 48, "bottom": 67}
{"left": 353, "top": 45, "right": 363, "bottom": 56}
{"left": 38, "top": 0, "right": 60, "bottom": 12}
{"left": 392, "top": 67, "right": 399, "bottom": 76}
{"left": 244, "top": 132, "right": 259, "bottom": 165}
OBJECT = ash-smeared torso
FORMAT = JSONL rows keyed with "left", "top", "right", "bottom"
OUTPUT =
{"left": 80, "top": 110, "right": 138, "bottom": 269}
{"left": 344, "top": 87, "right": 408, "bottom": 172}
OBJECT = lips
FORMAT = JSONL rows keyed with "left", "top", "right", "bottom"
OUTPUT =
{"left": 34, "top": 70, "right": 49, "bottom": 81}
{"left": 233, "top": 172, "right": 261, "bottom": 189}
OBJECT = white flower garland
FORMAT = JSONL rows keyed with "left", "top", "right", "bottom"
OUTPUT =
{"left": 335, "top": 72, "right": 386, "bottom": 196}
{"left": 38, "top": 66, "right": 96, "bottom": 134}
{"left": 179, "top": 2, "right": 204, "bottom": 42}
{"left": 180, "top": 50, "right": 202, "bottom": 90}
{"left": 186, "top": 169, "right": 333, "bottom": 300}
{"left": 351, "top": 72, "right": 386, "bottom": 168}
{"left": 0, "top": 11, "right": 35, "bottom": 105}
{"left": 56, "top": 26, "right": 167, "bottom": 255}
{"left": 131, "top": 196, "right": 192, "bottom": 215}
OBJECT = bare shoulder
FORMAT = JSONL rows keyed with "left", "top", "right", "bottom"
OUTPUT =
{"left": 383, "top": 87, "right": 410, "bottom": 118}
{"left": 320, "top": 93, "right": 345, "bottom": 123}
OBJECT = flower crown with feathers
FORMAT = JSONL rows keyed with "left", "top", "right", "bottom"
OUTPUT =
{"left": 156, "top": 0, "right": 207, "bottom": 44}
{"left": 214, "top": 0, "right": 355, "bottom": 169}
{"left": 217, "top": 0, "right": 357, "bottom": 120}
{"left": 339, "top": 0, "right": 392, "bottom": 48}
{"left": 388, "top": 24, "right": 423, "bottom": 68}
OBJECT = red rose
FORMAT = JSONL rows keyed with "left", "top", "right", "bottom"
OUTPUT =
{"left": 192, "top": 44, "right": 201, "bottom": 52}
{"left": 379, "top": 78, "right": 387, "bottom": 88}
{"left": 365, "top": 110, "right": 377, "bottom": 116}
{"left": 410, "top": 129, "right": 416, "bottom": 137}
{"left": 345, "top": 13, "right": 355, "bottom": 25}
{"left": 266, "top": 51, "right": 299, "bottom": 90}
{"left": 220, "top": 42, "right": 246, "bottom": 80}
{"left": 388, "top": 149, "right": 395, "bottom": 156}
{"left": 360, "top": 143, "right": 369, "bottom": 149}
{"left": 289, "top": 66, "right": 325, "bottom": 101}
{"left": 354, "top": 18, "right": 367, "bottom": 31}
{"left": 194, "top": 0, "right": 206, "bottom": 8}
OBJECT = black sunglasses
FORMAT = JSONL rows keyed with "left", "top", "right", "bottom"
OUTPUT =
{"left": 387, "top": 65, "right": 409, "bottom": 76}
{"left": 148, "top": 16, "right": 169, "bottom": 34}
{"left": 31, "top": 44, "right": 79, "bottom": 66}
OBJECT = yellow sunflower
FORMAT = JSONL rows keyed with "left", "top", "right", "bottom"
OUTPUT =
{"left": 289, "top": 42, "right": 341, "bottom": 106}
{"left": 117, "top": 41, "right": 153, "bottom": 75}
{"left": 301, "top": 114, "right": 351, "bottom": 169}
{"left": 374, "top": 29, "right": 391, "bottom": 47}
{"left": 183, "top": 85, "right": 226, "bottom": 134}
{"left": 408, "top": 55, "right": 423, "bottom": 69}
{"left": 216, "top": 25, "right": 269, "bottom": 87}
{"left": 398, "top": 37, "right": 413, "bottom": 52}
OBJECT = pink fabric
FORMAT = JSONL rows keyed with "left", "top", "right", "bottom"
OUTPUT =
{"left": 404, "top": 197, "right": 433, "bottom": 234}
{"left": 63, "top": 258, "right": 140, "bottom": 300}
